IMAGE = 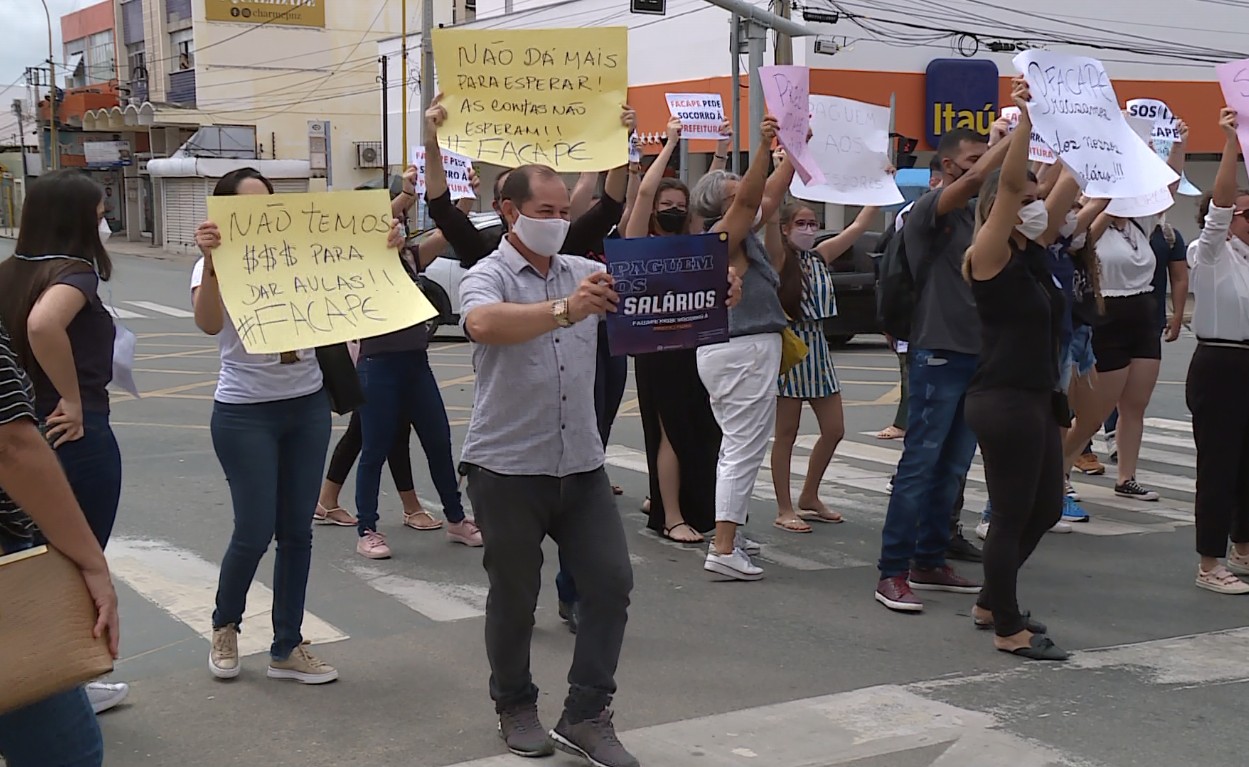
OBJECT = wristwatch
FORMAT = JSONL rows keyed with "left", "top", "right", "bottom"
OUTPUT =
{"left": 552, "top": 298, "right": 573, "bottom": 328}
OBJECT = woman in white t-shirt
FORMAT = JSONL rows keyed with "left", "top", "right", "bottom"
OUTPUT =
{"left": 190, "top": 168, "right": 403, "bottom": 685}
{"left": 1062, "top": 124, "right": 1188, "bottom": 503}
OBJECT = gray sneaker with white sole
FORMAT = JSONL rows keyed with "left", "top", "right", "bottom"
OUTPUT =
{"left": 551, "top": 710, "right": 639, "bottom": 767}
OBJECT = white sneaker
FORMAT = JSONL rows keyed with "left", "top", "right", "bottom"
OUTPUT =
{"left": 1048, "top": 521, "right": 1073, "bottom": 534}
{"left": 975, "top": 519, "right": 990, "bottom": 540}
{"left": 704, "top": 547, "right": 764, "bottom": 581}
{"left": 87, "top": 681, "right": 129, "bottom": 714}
{"left": 733, "top": 530, "right": 761, "bottom": 555}
{"left": 1197, "top": 564, "right": 1249, "bottom": 595}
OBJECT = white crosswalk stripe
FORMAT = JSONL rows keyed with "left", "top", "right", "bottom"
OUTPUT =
{"left": 104, "top": 305, "right": 146, "bottom": 320}
{"left": 104, "top": 300, "right": 194, "bottom": 320}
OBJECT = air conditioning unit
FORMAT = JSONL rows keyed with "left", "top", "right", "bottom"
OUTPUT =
{"left": 355, "top": 142, "right": 382, "bottom": 169}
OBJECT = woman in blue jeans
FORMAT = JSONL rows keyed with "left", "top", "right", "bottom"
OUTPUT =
{"left": 192, "top": 168, "right": 408, "bottom": 684}
{"left": 0, "top": 169, "right": 129, "bottom": 714}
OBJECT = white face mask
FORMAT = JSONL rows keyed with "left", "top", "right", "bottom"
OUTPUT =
{"left": 1230, "top": 236, "right": 1249, "bottom": 263}
{"left": 1059, "top": 211, "right": 1078, "bottom": 238}
{"left": 788, "top": 229, "right": 817, "bottom": 251}
{"left": 1016, "top": 200, "right": 1049, "bottom": 241}
{"left": 511, "top": 213, "right": 570, "bottom": 258}
{"left": 752, "top": 207, "right": 763, "bottom": 230}
{"left": 1070, "top": 233, "right": 1087, "bottom": 251}
{"left": 98, "top": 218, "right": 112, "bottom": 244}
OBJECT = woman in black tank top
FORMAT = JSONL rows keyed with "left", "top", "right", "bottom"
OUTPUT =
{"left": 962, "top": 79, "right": 1069, "bottom": 661}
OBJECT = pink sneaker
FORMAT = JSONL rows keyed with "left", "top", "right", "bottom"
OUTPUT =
{"left": 356, "top": 531, "right": 392, "bottom": 559}
{"left": 447, "top": 519, "right": 483, "bottom": 547}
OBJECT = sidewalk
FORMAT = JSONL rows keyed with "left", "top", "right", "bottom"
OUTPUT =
{"left": 1, "top": 227, "right": 194, "bottom": 262}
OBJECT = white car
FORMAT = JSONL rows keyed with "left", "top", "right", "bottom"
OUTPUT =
{"left": 420, "top": 211, "right": 502, "bottom": 337}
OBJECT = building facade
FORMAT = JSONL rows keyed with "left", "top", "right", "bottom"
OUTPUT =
{"left": 75, "top": 0, "right": 431, "bottom": 253}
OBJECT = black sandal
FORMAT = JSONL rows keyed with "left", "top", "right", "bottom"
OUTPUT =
{"left": 997, "top": 634, "right": 1070, "bottom": 661}
{"left": 974, "top": 610, "right": 1048, "bottom": 635}
{"left": 661, "top": 522, "right": 704, "bottom": 545}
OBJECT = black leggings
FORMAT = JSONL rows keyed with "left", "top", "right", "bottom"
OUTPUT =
{"left": 1187, "top": 344, "right": 1249, "bottom": 558}
{"left": 966, "top": 388, "right": 1063, "bottom": 637}
{"left": 325, "top": 409, "right": 414, "bottom": 492}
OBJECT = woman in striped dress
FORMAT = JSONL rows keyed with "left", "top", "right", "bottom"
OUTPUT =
{"left": 770, "top": 202, "right": 878, "bottom": 532}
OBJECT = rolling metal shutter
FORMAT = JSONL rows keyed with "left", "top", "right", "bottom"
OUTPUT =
{"left": 161, "top": 177, "right": 208, "bottom": 255}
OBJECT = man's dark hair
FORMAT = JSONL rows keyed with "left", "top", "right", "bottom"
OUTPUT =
{"left": 492, "top": 169, "right": 514, "bottom": 202}
{"left": 928, "top": 156, "right": 942, "bottom": 173}
{"left": 499, "top": 165, "right": 560, "bottom": 207}
{"left": 936, "top": 128, "right": 988, "bottom": 162}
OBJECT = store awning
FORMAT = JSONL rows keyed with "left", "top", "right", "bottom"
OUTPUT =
{"left": 81, "top": 101, "right": 206, "bottom": 131}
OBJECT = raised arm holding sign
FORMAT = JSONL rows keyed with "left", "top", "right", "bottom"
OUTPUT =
{"left": 430, "top": 26, "right": 629, "bottom": 171}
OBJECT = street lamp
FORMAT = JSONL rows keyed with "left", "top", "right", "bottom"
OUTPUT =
{"left": 40, "top": 0, "right": 58, "bottom": 171}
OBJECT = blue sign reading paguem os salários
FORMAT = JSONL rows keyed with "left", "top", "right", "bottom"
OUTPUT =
{"left": 603, "top": 232, "right": 730, "bottom": 356}
{"left": 925, "top": 58, "right": 1000, "bottom": 149}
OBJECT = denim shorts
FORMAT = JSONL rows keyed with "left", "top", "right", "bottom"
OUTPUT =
{"left": 1059, "top": 324, "right": 1097, "bottom": 392}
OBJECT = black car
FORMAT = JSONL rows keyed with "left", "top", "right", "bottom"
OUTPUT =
{"left": 812, "top": 230, "right": 884, "bottom": 347}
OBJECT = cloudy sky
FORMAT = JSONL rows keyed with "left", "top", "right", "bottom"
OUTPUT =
{"left": 0, "top": 0, "right": 97, "bottom": 89}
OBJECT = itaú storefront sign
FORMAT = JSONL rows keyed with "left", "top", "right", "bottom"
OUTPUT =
{"left": 925, "top": 58, "right": 999, "bottom": 148}
{"left": 205, "top": 0, "right": 325, "bottom": 28}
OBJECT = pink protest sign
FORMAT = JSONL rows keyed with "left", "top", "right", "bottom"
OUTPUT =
{"left": 1216, "top": 59, "right": 1249, "bottom": 179}
{"left": 759, "top": 65, "right": 825, "bottom": 186}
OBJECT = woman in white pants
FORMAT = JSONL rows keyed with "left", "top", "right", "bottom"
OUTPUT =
{"left": 691, "top": 115, "right": 788, "bottom": 581}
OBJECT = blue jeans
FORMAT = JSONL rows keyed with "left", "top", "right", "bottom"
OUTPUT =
{"left": 555, "top": 551, "right": 579, "bottom": 604}
{"left": 878, "top": 349, "right": 979, "bottom": 578}
{"left": 0, "top": 686, "right": 102, "bottom": 767}
{"left": 355, "top": 351, "right": 464, "bottom": 533}
{"left": 210, "top": 389, "right": 331, "bottom": 659}
{"left": 34, "top": 411, "right": 121, "bottom": 550}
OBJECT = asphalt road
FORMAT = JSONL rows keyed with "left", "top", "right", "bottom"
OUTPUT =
{"left": 0, "top": 240, "right": 1236, "bottom": 767}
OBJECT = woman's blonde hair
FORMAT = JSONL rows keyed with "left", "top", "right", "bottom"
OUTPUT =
{"left": 961, "top": 170, "right": 1003, "bottom": 283}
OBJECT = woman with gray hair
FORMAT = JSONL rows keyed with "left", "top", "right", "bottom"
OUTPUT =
{"left": 693, "top": 115, "right": 791, "bottom": 582}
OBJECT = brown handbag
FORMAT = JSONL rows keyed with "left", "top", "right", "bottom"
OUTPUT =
{"left": 0, "top": 545, "right": 114, "bottom": 715}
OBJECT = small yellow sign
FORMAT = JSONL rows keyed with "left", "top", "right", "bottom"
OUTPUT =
{"left": 205, "top": 0, "right": 326, "bottom": 29}
{"left": 206, "top": 190, "right": 436, "bottom": 354}
{"left": 431, "top": 26, "right": 629, "bottom": 172}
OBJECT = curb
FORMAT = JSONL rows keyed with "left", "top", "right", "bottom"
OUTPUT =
{"left": 2, "top": 230, "right": 195, "bottom": 263}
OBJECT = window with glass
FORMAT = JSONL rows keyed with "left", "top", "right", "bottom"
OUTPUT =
{"left": 170, "top": 28, "right": 194, "bottom": 71}
{"left": 87, "top": 31, "right": 115, "bottom": 84}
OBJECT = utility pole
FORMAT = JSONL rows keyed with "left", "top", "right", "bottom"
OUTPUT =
{"left": 380, "top": 56, "right": 389, "bottom": 189}
{"left": 774, "top": 0, "right": 793, "bottom": 66}
{"left": 401, "top": 0, "right": 409, "bottom": 178}
{"left": 421, "top": 0, "right": 434, "bottom": 118}
{"left": 729, "top": 14, "right": 741, "bottom": 175}
{"left": 41, "top": 0, "right": 58, "bottom": 171}
{"left": 704, "top": 0, "right": 814, "bottom": 161}
{"left": 11, "top": 100, "right": 29, "bottom": 179}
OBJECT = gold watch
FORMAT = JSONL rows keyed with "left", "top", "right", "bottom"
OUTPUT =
{"left": 552, "top": 298, "right": 573, "bottom": 328}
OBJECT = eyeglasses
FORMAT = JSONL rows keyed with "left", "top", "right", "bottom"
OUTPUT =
{"left": 792, "top": 222, "right": 820, "bottom": 232}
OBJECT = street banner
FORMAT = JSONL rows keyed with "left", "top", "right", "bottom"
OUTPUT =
{"left": 206, "top": 190, "right": 436, "bottom": 354}
{"left": 791, "top": 95, "right": 903, "bottom": 206}
{"left": 604, "top": 233, "right": 730, "bottom": 355}
{"left": 1000, "top": 106, "right": 1057, "bottom": 164}
{"left": 411, "top": 147, "right": 476, "bottom": 200}
{"left": 759, "top": 65, "right": 824, "bottom": 186}
{"left": 431, "top": 26, "right": 629, "bottom": 172}
{"left": 665, "top": 93, "right": 727, "bottom": 140}
{"left": 1015, "top": 50, "right": 1177, "bottom": 197}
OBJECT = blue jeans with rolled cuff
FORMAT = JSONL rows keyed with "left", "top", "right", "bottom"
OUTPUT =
{"left": 0, "top": 686, "right": 103, "bottom": 767}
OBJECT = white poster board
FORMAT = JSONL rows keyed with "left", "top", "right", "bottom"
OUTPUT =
{"left": 790, "top": 95, "right": 903, "bottom": 206}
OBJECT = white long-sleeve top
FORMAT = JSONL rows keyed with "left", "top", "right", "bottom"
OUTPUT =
{"left": 1186, "top": 203, "right": 1249, "bottom": 342}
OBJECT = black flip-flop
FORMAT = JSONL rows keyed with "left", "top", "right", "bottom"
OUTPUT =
{"left": 998, "top": 634, "right": 1070, "bottom": 661}
{"left": 662, "top": 522, "right": 704, "bottom": 545}
{"left": 974, "top": 610, "right": 1048, "bottom": 635}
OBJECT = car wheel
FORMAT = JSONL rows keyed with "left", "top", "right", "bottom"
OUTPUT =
{"left": 825, "top": 334, "right": 854, "bottom": 348}
{"left": 416, "top": 276, "right": 454, "bottom": 333}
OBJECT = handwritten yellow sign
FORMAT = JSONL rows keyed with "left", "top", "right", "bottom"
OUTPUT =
{"left": 206, "top": 190, "right": 436, "bottom": 354}
{"left": 431, "top": 26, "right": 629, "bottom": 171}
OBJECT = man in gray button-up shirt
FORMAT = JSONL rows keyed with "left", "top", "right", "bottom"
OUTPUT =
{"left": 457, "top": 164, "right": 639, "bottom": 767}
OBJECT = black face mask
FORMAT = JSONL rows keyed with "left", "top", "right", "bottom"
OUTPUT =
{"left": 655, "top": 208, "right": 688, "bottom": 234}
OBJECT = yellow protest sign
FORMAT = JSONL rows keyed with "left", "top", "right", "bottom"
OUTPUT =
{"left": 431, "top": 26, "right": 629, "bottom": 172}
{"left": 206, "top": 190, "right": 437, "bottom": 354}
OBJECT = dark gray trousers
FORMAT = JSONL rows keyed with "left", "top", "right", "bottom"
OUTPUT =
{"left": 465, "top": 464, "right": 633, "bottom": 721}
